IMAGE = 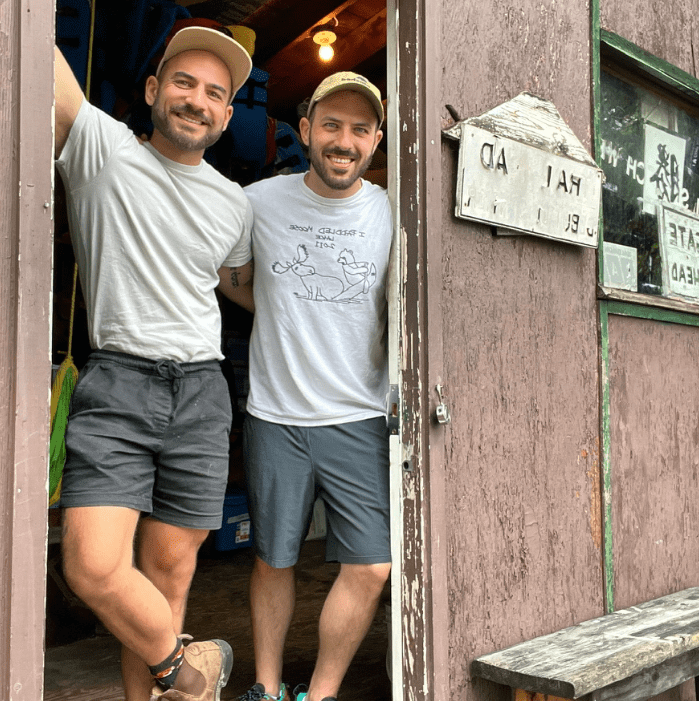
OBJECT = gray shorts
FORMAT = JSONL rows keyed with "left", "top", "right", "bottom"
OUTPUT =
{"left": 61, "top": 350, "right": 232, "bottom": 530}
{"left": 243, "top": 414, "right": 391, "bottom": 567}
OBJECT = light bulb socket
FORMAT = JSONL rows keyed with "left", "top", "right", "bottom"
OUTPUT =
{"left": 312, "top": 29, "right": 337, "bottom": 46}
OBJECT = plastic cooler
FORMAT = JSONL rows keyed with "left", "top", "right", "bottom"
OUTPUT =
{"left": 214, "top": 490, "right": 253, "bottom": 551}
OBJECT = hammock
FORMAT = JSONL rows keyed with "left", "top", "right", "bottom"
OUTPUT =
{"left": 49, "top": 261, "right": 81, "bottom": 506}
{"left": 48, "top": 352, "right": 78, "bottom": 506}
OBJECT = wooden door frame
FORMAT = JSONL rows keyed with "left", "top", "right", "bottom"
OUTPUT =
{"left": 1, "top": 1, "right": 451, "bottom": 699}
{"left": 0, "top": 0, "right": 54, "bottom": 699}
{"left": 390, "top": 0, "right": 449, "bottom": 698}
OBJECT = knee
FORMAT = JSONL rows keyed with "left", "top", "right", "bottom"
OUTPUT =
{"left": 147, "top": 536, "right": 203, "bottom": 577}
{"left": 138, "top": 524, "right": 207, "bottom": 580}
{"left": 253, "top": 556, "right": 294, "bottom": 582}
{"left": 62, "top": 538, "right": 124, "bottom": 605}
{"left": 365, "top": 562, "right": 392, "bottom": 591}
{"left": 138, "top": 533, "right": 207, "bottom": 609}
{"left": 341, "top": 562, "right": 391, "bottom": 597}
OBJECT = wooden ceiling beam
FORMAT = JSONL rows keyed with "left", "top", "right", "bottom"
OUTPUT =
{"left": 240, "top": 0, "right": 361, "bottom": 64}
{"left": 265, "top": 8, "right": 386, "bottom": 112}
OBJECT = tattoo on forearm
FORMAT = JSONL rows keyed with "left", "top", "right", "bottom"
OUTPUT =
{"left": 230, "top": 270, "right": 240, "bottom": 287}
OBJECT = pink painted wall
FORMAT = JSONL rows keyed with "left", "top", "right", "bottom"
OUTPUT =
{"left": 608, "top": 314, "right": 699, "bottom": 701}
{"left": 435, "top": 1, "right": 604, "bottom": 698}
{"left": 609, "top": 315, "right": 699, "bottom": 607}
{"left": 599, "top": 2, "right": 699, "bottom": 699}
{"left": 601, "top": 0, "right": 699, "bottom": 77}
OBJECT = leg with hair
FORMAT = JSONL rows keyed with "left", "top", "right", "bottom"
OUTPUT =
{"left": 121, "top": 517, "right": 210, "bottom": 701}
{"left": 250, "top": 556, "right": 296, "bottom": 697}
{"left": 62, "top": 505, "right": 181, "bottom": 665}
{"left": 62, "top": 506, "right": 208, "bottom": 697}
{"left": 306, "top": 562, "right": 391, "bottom": 701}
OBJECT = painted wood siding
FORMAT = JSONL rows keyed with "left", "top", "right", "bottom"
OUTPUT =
{"left": 437, "top": 1, "right": 604, "bottom": 699}
{"left": 608, "top": 315, "right": 699, "bottom": 606}
{"left": 601, "top": 0, "right": 699, "bottom": 77}
{"left": 0, "top": 0, "right": 54, "bottom": 698}
{"left": 607, "top": 313, "right": 699, "bottom": 701}
{"left": 598, "top": 2, "right": 699, "bottom": 699}
{"left": 0, "top": 0, "right": 21, "bottom": 689}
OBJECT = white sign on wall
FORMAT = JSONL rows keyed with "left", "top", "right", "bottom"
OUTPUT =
{"left": 643, "top": 124, "right": 686, "bottom": 214}
{"left": 603, "top": 241, "right": 638, "bottom": 291}
{"left": 659, "top": 205, "right": 699, "bottom": 300}
{"left": 453, "top": 126, "right": 601, "bottom": 247}
{"left": 444, "top": 93, "right": 603, "bottom": 249}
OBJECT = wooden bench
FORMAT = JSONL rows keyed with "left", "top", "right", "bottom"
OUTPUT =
{"left": 471, "top": 588, "right": 699, "bottom": 701}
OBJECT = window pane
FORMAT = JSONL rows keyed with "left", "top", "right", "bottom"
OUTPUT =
{"left": 600, "top": 70, "right": 699, "bottom": 298}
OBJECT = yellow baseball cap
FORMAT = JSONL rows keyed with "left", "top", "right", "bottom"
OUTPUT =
{"left": 308, "top": 72, "right": 384, "bottom": 124}
{"left": 157, "top": 26, "right": 252, "bottom": 100}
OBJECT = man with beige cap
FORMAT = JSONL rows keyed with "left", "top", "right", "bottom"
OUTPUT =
{"left": 239, "top": 72, "right": 392, "bottom": 701}
{"left": 54, "top": 26, "right": 254, "bottom": 701}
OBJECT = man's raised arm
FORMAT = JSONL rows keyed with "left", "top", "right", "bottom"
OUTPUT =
{"left": 54, "top": 47, "right": 85, "bottom": 157}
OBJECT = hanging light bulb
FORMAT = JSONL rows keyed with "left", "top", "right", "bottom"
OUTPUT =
{"left": 318, "top": 42, "right": 334, "bottom": 62}
{"left": 311, "top": 22, "right": 338, "bottom": 63}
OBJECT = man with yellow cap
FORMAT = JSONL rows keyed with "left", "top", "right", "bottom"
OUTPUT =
{"left": 54, "top": 26, "right": 254, "bottom": 701}
{"left": 239, "top": 72, "right": 392, "bottom": 701}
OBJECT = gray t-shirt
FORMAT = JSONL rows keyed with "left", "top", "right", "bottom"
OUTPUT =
{"left": 244, "top": 173, "right": 392, "bottom": 426}
{"left": 56, "top": 99, "right": 252, "bottom": 363}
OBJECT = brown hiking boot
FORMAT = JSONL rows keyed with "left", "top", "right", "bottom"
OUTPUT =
{"left": 150, "top": 639, "right": 234, "bottom": 701}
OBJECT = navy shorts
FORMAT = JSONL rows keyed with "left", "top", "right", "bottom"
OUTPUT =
{"left": 243, "top": 414, "right": 391, "bottom": 567}
{"left": 61, "top": 350, "right": 232, "bottom": 530}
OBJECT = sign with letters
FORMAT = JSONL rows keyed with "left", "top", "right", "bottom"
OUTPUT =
{"left": 643, "top": 124, "right": 686, "bottom": 215}
{"left": 603, "top": 241, "right": 638, "bottom": 291}
{"left": 444, "top": 93, "right": 603, "bottom": 248}
{"left": 659, "top": 205, "right": 699, "bottom": 300}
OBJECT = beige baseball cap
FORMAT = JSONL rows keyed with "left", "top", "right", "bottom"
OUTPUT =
{"left": 308, "top": 72, "right": 384, "bottom": 124}
{"left": 156, "top": 26, "right": 253, "bottom": 100}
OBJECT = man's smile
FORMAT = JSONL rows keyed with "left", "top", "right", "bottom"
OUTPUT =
{"left": 325, "top": 150, "right": 358, "bottom": 170}
{"left": 171, "top": 107, "right": 210, "bottom": 127}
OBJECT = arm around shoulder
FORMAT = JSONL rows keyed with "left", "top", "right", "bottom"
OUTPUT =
{"left": 217, "top": 259, "right": 255, "bottom": 313}
{"left": 54, "top": 47, "right": 85, "bottom": 158}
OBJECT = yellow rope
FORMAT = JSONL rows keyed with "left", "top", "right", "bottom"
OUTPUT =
{"left": 66, "top": 257, "right": 78, "bottom": 361}
{"left": 85, "top": 0, "right": 96, "bottom": 101}
{"left": 50, "top": 1, "right": 97, "bottom": 506}
{"left": 65, "top": 0, "right": 96, "bottom": 358}
{"left": 62, "top": 0, "right": 97, "bottom": 337}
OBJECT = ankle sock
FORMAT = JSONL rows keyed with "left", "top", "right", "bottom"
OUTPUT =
{"left": 149, "top": 638, "right": 185, "bottom": 691}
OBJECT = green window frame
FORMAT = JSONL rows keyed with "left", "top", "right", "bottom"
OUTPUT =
{"left": 595, "top": 29, "right": 699, "bottom": 314}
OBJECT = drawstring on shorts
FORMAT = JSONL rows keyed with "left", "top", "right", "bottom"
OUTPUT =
{"left": 155, "top": 359, "right": 186, "bottom": 393}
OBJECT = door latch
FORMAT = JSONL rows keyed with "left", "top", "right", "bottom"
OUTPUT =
{"left": 434, "top": 384, "right": 451, "bottom": 425}
{"left": 386, "top": 385, "right": 400, "bottom": 434}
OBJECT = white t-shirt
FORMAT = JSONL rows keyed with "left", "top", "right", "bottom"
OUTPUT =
{"left": 244, "top": 173, "right": 392, "bottom": 426}
{"left": 56, "top": 99, "right": 253, "bottom": 363}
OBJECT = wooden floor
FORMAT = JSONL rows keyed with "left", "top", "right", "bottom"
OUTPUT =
{"left": 44, "top": 539, "right": 392, "bottom": 701}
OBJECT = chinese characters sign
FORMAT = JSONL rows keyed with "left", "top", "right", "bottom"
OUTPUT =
{"left": 643, "top": 125, "right": 686, "bottom": 214}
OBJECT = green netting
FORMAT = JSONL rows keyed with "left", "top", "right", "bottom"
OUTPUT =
{"left": 49, "top": 363, "right": 78, "bottom": 505}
